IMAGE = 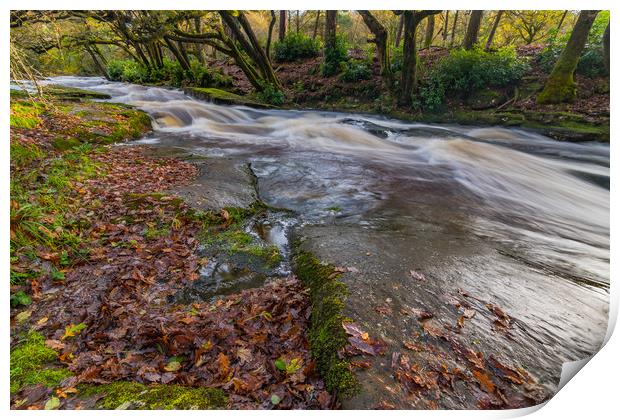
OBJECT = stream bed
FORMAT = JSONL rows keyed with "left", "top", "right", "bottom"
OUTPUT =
{"left": 45, "top": 76, "right": 609, "bottom": 409}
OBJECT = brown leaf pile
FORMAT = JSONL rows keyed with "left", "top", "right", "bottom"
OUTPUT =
{"left": 12, "top": 145, "right": 333, "bottom": 409}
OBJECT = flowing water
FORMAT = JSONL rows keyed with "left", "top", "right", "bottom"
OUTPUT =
{"left": 42, "top": 76, "right": 609, "bottom": 407}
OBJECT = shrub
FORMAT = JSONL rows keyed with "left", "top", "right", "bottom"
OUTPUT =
{"left": 274, "top": 32, "right": 321, "bottom": 62}
{"left": 321, "top": 35, "right": 349, "bottom": 76}
{"left": 390, "top": 46, "right": 404, "bottom": 73}
{"left": 418, "top": 47, "right": 529, "bottom": 110}
{"left": 340, "top": 60, "right": 371, "bottom": 82}
{"left": 257, "top": 83, "right": 285, "bottom": 106}
{"left": 106, "top": 59, "right": 232, "bottom": 88}
{"left": 537, "top": 44, "right": 607, "bottom": 78}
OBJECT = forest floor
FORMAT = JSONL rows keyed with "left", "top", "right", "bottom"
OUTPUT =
{"left": 210, "top": 45, "right": 609, "bottom": 142}
{"left": 9, "top": 88, "right": 341, "bottom": 409}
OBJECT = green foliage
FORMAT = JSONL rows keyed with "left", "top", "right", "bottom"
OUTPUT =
{"left": 419, "top": 47, "right": 529, "bottom": 110}
{"left": 10, "top": 291, "right": 32, "bottom": 307}
{"left": 107, "top": 59, "right": 232, "bottom": 88}
{"left": 257, "top": 83, "right": 285, "bottom": 106}
{"left": 339, "top": 59, "right": 371, "bottom": 82}
{"left": 79, "top": 382, "right": 227, "bottom": 409}
{"left": 390, "top": 46, "right": 404, "bottom": 73}
{"left": 321, "top": 35, "right": 349, "bottom": 76}
{"left": 274, "top": 32, "right": 321, "bottom": 62}
{"left": 10, "top": 331, "right": 72, "bottom": 394}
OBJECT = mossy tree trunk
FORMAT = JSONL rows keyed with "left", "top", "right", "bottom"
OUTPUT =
{"left": 537, "top": 10, "right": 600, "bottom": 104}
{"left": 485, "top": 10, "right": 503, "bottom": 51}
{"left": 395, "top": 14, "right": 404, "bottom": 47}
{"left": 442, "top": 11, "right": 450, "bottom": 45}
{"left": 424, "top": 14, "right": 435, "bottom": 48}
{"left": 313, "top": 11, "right": 321, "bottom": 39}
{"left": 449, "top": 10, "right": 459, "bottom": 47}
{"left": 398, "top": 10, "right": 441, "bottom": 106}
{"left": 463, "top": 10, "right": 483, "bottom": 50}
{"left": 266, "top": 11, "right": 276, "bottom": 59}
{"left": 603, "top": 23, "right": 610, "bottom": 74}
{"left": 358, "top": 10, "right": 392, "bottom": 86}
{"left": 325, "top": 10, "right": 337, "bottom": 53}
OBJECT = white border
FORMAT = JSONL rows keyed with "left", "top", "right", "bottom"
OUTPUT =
{"left": 3, "top": 2, "right": 617, "bottom": 419}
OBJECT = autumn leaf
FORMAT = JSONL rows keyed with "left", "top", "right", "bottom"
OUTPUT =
{"left": 61, "top": 323, "right": 87, "bottom": 340}
{"left": 473, "top": 370, "right": 496, "bottom": 393}
{"left": 409, "top": 269, "right": 426, "bottom": 281}
{"left": 44, "top": 397, "right": 61, "bottom": 410}
{"left": 217, "top": 352, "right": 230, "bottom": 378}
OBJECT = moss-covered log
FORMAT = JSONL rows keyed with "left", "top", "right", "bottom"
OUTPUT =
{"left": 294, "top": 251, "right": 360, "bottom": 399}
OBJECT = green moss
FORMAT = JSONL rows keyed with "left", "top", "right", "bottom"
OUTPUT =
{"left": 11, "top": 142, "right": 45, "bottom": 167}
{"left": 184, "top": 87, "right": 269, "bottom": 108}
{"left": 43, "top": 85, "right": 112, "bottom": 100}
{"left": 79, "top": 382, "right": 227, "bottom": 409}
{"left": 10, "top": 101, "right": 44, "bottom": 129}
{"left": 10, "top": 331, "right": 72, "bottom": 394}
{"left": 537, "top": 73, "right": 577, "bottom": 104}
{"left": 144, "top": 225, "right": 171, "bottom": 240}
{"left": 294, "top": 251, "right": 360, "bottom": 399}
{"left": 52, "top": 137, "right": 82, "bottom": 151}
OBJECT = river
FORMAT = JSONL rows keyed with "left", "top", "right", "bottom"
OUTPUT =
{"left": 42, "top": 76, "right": 609, "bottom": 408}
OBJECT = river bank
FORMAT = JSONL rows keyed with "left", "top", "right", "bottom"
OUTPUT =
{"left": 186, "top": 46, "right": 609, "bottom": 143}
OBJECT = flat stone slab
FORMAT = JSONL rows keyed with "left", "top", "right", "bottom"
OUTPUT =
{"left": 173, "top": 158, "right": 257, "bottom": 210}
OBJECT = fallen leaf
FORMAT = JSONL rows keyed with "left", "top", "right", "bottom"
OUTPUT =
{"left": 409, "top": 269, "right": 426, "bottom": 281}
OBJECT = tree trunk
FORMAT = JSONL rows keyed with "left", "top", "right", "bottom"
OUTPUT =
{"left": 424, "top": 14, "right": 435, "bottom": 48}
{"left": 442, "top": 11, "right": 450, "bottom": 45}
{"left": 485, "top": 10, "right": 503, "bottom": 51}
{"left": 164, "top": 37, "right": 190, "bottom": 71}
{"left": 278, "top": 10, "right": 286, "bottom": 41}
{"left": 193, "top": 17, "right": 205, "bottom": 64}
{"left": 266, "top": 10, "right": 276, "bottom": 59}
{"left": 463, "top": 10, "right": 483, "bottom": 49}
{"left": 359, "top": 10, "right": 391, "bottom": 85}
{"left": 395, "top": 14, "right": 404, "bottom": 47}
{"left": 449, "top": 10, "right": 459, "bottom": 47}
{"left": 313, "top": 11, "right": 321, "bottom": 39}
{"left": 556, "top": 10, "right": 569, "bottom": 33}
{"left": 296, "top": 10, "right": 300, "bottom": 33}
{"left": 537, "top": 10, "right": 600, "bottom": 104}
{"left": 399, "top": 12, "right": 418, "bottom": 105}
{"left": 325, "top": 10, "right": 337, "bottom": 51}
{"left": 86, "top": 45, "right": 109, "bottom": 79}
{"left": 398, "top": 11, "right": 441, "bottom": 106}
{"left": 219, "top": 11, "right": 282, "bottom": 89}
{"left": 603, "top": 23, "right": 610, "bottom": 74}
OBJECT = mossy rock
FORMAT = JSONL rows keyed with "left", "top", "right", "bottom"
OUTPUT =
{"left": 78, "top": 382, "right": 227, "bottom": 409}
{"left": 52, "top": 137, "right": 83, "bottom": 151}
{"left": 294, "top": 251, "right": 360, "bottom": 399}
{"left": 184, "top": 87, "right": 270, "bottom": 109}
{"left": 464, "top": 88, "right": 507, "bottom": 110}
{"left": 43, "top": 85, "right": 111, "bottom": 100}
